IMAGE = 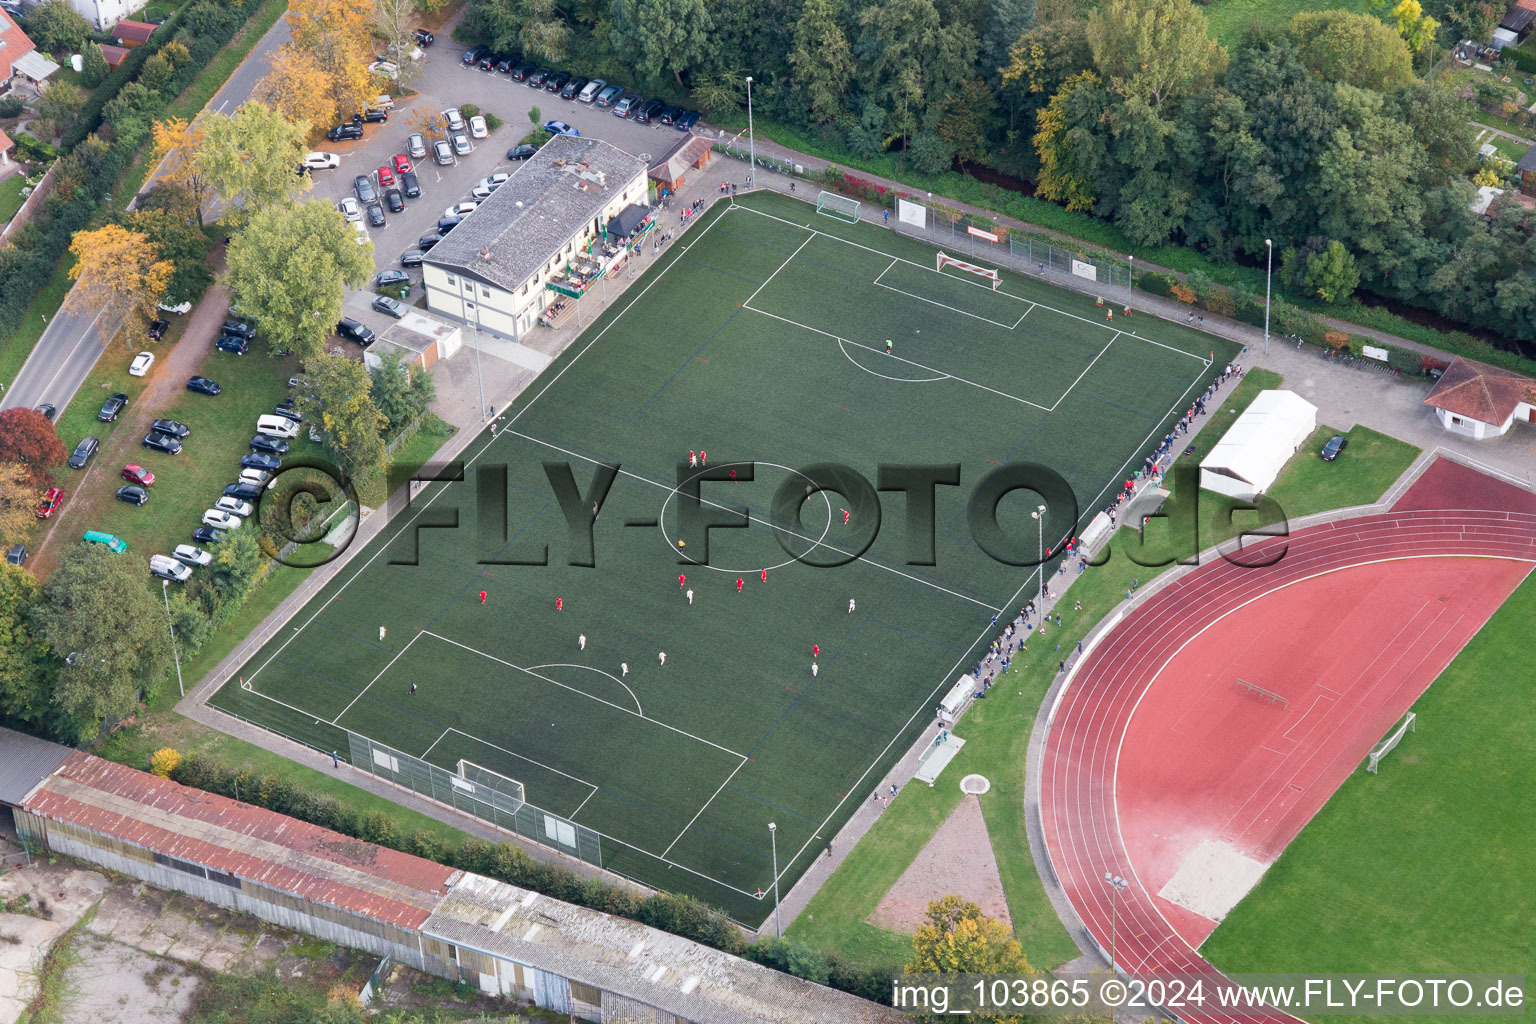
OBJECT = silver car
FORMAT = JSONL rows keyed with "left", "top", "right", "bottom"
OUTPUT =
{"left": 443, "top": 107, "right": 466, "bottom": 131}
{"left": 407, "top": 132, "right": 427, "bottom": 158}
{"left": 450, "top": 132, "right": 472, "bottom": 156}
{"left": 433, "top": 139, "right": 454, "bottom": 165}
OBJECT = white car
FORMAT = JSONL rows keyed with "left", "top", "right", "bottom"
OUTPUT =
{"left": 172, "top": 544, "right": 212, "bottom": 567}
{"left": 129, "top": 351, "right": 154, "bottom": 376}
{"left": 443, "top": 107, "right": 465, "bottom": 131}
{"left": 471, "top": 173, "right": 509, "bottom": 199}
{"left": 215, "top": 496, "right": 255, "bottom": 517}
{"left": 444, "top": 201, "right": 478, "bottom": 218}
{"left": 352, "top": 220, "right": 371, "bottom": 246}
{"left": 303, "top": 151, "right": 340, "bottom": 170}
{"left": 468, "top": 114, "right": 488, "bottom": 139}
{"left": 157, "top": 299, "right": 192, "bottom": 315}
{"left": 369, "top": 60, "right": 399, "bottom": 79}
{"left": 239, "top": 468, "right": 272, "bottom": 487}
{"left": 150, "top": 554, "right": 193, "bottom": 582}
{"left": 202, "top": 509, "right": 242, "bottom": 530}
{"left": 370, "top": 93, "right": 396, "bottom": 109}
{"left": 336, "top": 197, "right": 362, "bottom": 222}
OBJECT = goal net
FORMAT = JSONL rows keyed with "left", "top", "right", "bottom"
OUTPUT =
{"left": 816, "top": 191, "right": 861, "bottom": 223}
{"left": 457, "top": 759, "right": 527, "bottom": 813}
{"left": 937, "top": 252, "right": 1001, "bottom": 290}
{"left": 1367, "top": 711, "right": 1415, "bottom": 774}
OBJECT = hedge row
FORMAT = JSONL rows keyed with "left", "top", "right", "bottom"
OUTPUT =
{"left": 168, "top": 753, "right": 890, "bottom": 1001}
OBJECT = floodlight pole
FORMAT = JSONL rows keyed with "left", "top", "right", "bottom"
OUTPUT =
{"left": 1263, "top": 239, "right": 1273, "bottom": 356}
{"left": 1031, "top": 505, "right": 1046, "bottom": 611}
{"left": 745, "top": 76, "right": 755, "bottom": 190}
{"left": 162, "top": 579, "right": 184, "bottom": 697}
{"left": 768, "top": 822, "right": 781, "bottom": 938}
{"left": 1126, "top": 255, "right": 1133, "bottom": 305}
{"left": 1103, "top": 872, "right": 1128, "bottom": 972}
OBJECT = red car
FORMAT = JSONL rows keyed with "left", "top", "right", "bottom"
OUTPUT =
{"left": 376, "top": 165, "right": 395, "bottom": 187}
{"left": 121, "top": 464, "right": 156, "bottom": 487}
{"left": 392, "top": 153, "right": 412, "bottom": 175}
{"left": 35, "top": 487, "right": 63, "bottom": 519}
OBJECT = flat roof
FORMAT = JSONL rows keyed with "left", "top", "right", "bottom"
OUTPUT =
{"left": 425, "top": 135, "right": 647, "bottom": 294}
{"left": 0, "top": 727, "right": 72, "bottom": 806}
{"left": 425, "top": 873, "right": 901, "bottom": 1024}
{"left": 379, "top": 310, "right": 458, "bottom": 355}
{"left": 23, "top": 753, "right": 458, "bottom": 929}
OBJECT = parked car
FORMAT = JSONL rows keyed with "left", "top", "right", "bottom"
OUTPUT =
{"left": 376, "top": 164, "right": 395, "bottom": 187}
{"left": 676, "top": 109, "right": 701, "bottom": 130}
{"left": 561, "top": 76, "right": 587, "bottom": 100}
{"left": 1321, "top": 434, "right": 1349, "bottom": 461}
{"left": 474, "top": 172, "right": 509, "bottom": 194}
{"left": 256, "top": 414, "right": 300, "bottom": 439}
{"left": 391, "top": 153, "right": 412, "bottom": 176}
{"left": 354, "top": 108, "right": 389, "bottom": 123}
{"left": 414, "top": 27, "right": 434, "bottom": 45}
{"left": 250, "top": 435, "right": 290, "bottom": 456}
{"left": 462, "top": 44, "right": 487, "bottom": 66}
{"left": 636, "top": 98, "right": 665, "bottom": 123}
{"left": 596, "top": 85, "right": 622, "bottom": 107}
{"left": 68, "top": 437, "right": 99, "bottom": 469}
{"left": 613, "top": 95, "right": 639, "bottom": 117}
{"left": 273, "top": 402, "right": 303, "bottom": 422}
{"left": 545, "top": 71, "right": 571, "bottom": 93}
{"left": 215, "top": 336, "right": 249, "bottom": 355}
{"left": 336, "top": 318, "right": 375, "bottom": 345}
{"left": 577, "top": 79, "right": 604, "bottom": 102}
{"left": 116, "top": 485, "right": 150, "bottom": 506}
{"left": 98, "top": 392, "right": 128, "bottom": 422}
{"left": 417, "top": 233, "right": 443, "bottom": 250}
{"left": 150, "top": 554, "right": 193, "bottom": 582}
{"left": 495, "top": 53, "right": 518, "bottom": 73}
{"left": 354, "top": 175, "right": 378, "bottom": 203}
{"left": 478, "top": 51, "right": 498, "bottom": 70}
{"left": 400, "top": 248, "right": 426, "bottom": 266}
{"left": 327, "top": 123, "right": 364, "bottom": 142}
{"left": 215, "top": 496, "right": 255, "bottom": 517}
{"left": 241, "top": 453, "right": 282, "bottom": 472}
{"left": 507, "top": 143, "right": 538, "bottom": 160}
{"left": 121, "top": 464, "right": 155, "bottom": 487}
{"left": 468, "top": 114, "right": 488, "bottom": 139}
{"left": 373, "top": 295, "right": 406, "bottom": 318}
{"left": 150, "top": 418, "right": 190, "bottom": 438}
{"left": 368, "top": 60, "right": 399, "bottom": 79}
{"left": 543, "top": 119, "right": 578, "bottom": 136}
{"left": 203, "top": 508, "right": 243, "bottom": 529}
{"left": 142, "top": 432, "right": 184, "bottom": 455}
{"left": 438, "top": 215, "right": 462, "bottom": 233}
{"left": 303, "top": 151, "right": 341, "bottom": 170}
{"left": 384, "top": 187, "right": 404, "bottom": 213}
{"left": 376, "top": 269, "right": 410, "bottom": 288}
{"left": 443, "top": 107, "right": 466, "bottom": 131}
{"left": 221, "top": 319, "right": 255, "bottom": 339}
{"left": 450, "top": 132, "right": 472, "bottom": 156}
{"left": 34, "top": 404, "right": 55, "bottom": 420}
{"left": 240, "top": 466, "right": 274, "bottom": 485}
{"left": 130, "top": 350, "right": 155, "bottom": 375}
{"left": 5, "top": 543, "right": 25, "bottom": 566}
{"left": 158, "top": 298, "right": 192, "bottom": 315}
{"left": 407, "top": 133, "right": 427, "bottom": 158}
{"left": 35, "top": 487, "right": 64, "bottom": 519}
{"left": 659, "top": 105, "right": 681, "bottom": 124}
{"left": 337, "top": 197, "right": 362, "bottom": 222}
{"left": 187, "top": 376, "right": 221, "bottom": 395}
{"left": 224, "top": 482, "right": 263, "bottom": 502}
{"left": 173, "top": 544, "right": 213, "bottom": 567}
{"left": 527, "top": 67, "right": 551, "bottom": 86}
{"left": 191, "top": 526, "right": 226, "bottom": 544}
{"left": 82, "top": 530, "right": 126, "bottom": 553}
{"left": 146, "top": 319, "right": 168, "bottom": 340}
{"left": 432, "top": 140, "right": 454, "bottom": 165}
{"left": 444, "top": 201, "right": 479, "bottom": 218}
{"left": 510, "top": 61, "right": 534, "bottom": 81}
{"left": 400, "top": 171, "right": 421, "bottom": 198}
{"left": 366, "top": 201, "right": 386, "bottom": 227}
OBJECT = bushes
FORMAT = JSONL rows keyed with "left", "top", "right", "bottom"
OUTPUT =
{"left": 149, "top": 747, "right": 182, "bottom": 777}
{"left": 14, "top": 133, "right": 58, "bottom": 162}
{"left": 0, "top": 96, "right": 25, "bottom": 118}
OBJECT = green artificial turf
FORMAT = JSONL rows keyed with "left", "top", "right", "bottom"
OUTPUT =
{"left": 211, "top": 190, "right": 1238, "bottom": 925}
{"left": 1202, "top": 571, "right": 1536, "bottom": 1024}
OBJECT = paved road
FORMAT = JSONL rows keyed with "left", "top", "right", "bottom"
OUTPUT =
{"left": 0, "top": 13, "right": 293, "bottom": 417}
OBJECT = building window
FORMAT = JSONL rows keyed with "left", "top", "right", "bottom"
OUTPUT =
{"left": 1450, "top": 415, "right": 1463, "bottom": 425}
{"left": 445, "top": 274, "right": 457, "bottom": 286}
{"left": 480, "top": 285, "right": 490, "bottom": 298}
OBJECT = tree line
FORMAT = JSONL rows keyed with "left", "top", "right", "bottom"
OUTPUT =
{"left": 463, "top": 0, "right": 1536, "bottom": 346}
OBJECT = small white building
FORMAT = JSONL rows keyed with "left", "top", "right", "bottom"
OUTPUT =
{"left": 1422, "top": 355, "right": 1536, "bottom": 440}
{"left": 363, "top": 310, "right": 462, "bottom": 375}
{"left": 423, "top": 135, "right": 648, "bottom": 341}
{"left": 1199, "top": 390, "right": 1318, "bottom": 502}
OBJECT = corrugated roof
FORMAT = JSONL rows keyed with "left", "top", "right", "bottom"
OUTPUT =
{"left": 0, "top": 727, "right": 73, "bottom": 806}
{"left": 1423, "top": 355, "right": 1536, "bottom": 424}
{"left": 425, "top": 135, "right": 646, "bottom": 294}
{"left": 23, "top": 754, "right": 458, "bottom": 929}
{"left": 425, "top": 874, "right": 901, "bottom": 1024}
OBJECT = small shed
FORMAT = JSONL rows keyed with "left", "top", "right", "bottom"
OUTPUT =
{"left": 647, "top": 135, "right": 714, "bottom": 193}
{"left": 111, "top": 19, "right": 157, "bottom": 46}
{"left": 1200, "top": 390, "right": 1317, "bottom": 502}
{"left": 100, "top": 44, "right": 130, "bottom": 69}
{"left": 363, "top": 309, "right": 462, "bottom": 375}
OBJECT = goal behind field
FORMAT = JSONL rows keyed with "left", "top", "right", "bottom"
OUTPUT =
{"left": 937, "top": 252, "right": 1001, "bottom": 290}
{"left": 816, "top": 191, "right": 861, "bottom": 223}
{"left": 1367, "top": 711, "right": 1416, "bottom": 773}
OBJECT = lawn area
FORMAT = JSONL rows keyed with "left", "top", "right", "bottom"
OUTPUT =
{"left": 0, "top": 175, "right": 28, "bottom": 224}
{"left": 1202, "top": 571, "right": 1536, "bottom": 1023}
{"left": 1202, "top": 0, "right": 1366, "bottom": 46}
{"left": 0, "top": 255, "right": 74, "bottom": 393}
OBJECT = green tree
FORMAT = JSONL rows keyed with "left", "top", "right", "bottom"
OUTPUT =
{"left": 32, "top": 80, "right": 85, "bottom": 139}
{"left": 787, "top": 0, "right": 857, "bottom": 126}
{"left": 369, "top": 352, "right": 436, "bottom": 433}
{"left": 855, "top": 0, "right": 979, "bottom": 151}
{"left": 1086, "top": 0, "right": 1226, "bottom": 108}
{"left": 24, "top": 0, "right": 92, "bottom": 53}
{"left": 302, "top": 355, "right": 390, "bottom": 484}
{"left": 166, "top": 591, "right": 214, "bottom": 657}
{"left": 0, "top": 564, "right": 55, "bottom": 734}
{"left": 35, "top": 546, "right": 174, "bottom": 729}
{"left": 210, "top": 528, "right": 265, "bottom": 606}
{"left": 223, "top": 199, "right": 372, "bottom": 360}
{"left": 1389, "top": 0, "right": 1439, "bottom": 51}
{"left": 1290, "top": 239, "right": 1361, "bottom": 303}
{"left": 609, "top": 0, "right": 714, "bottom": 88}
{"left": 80, "top": 42, "right": 111, "bottom": 88}
{"left": 1286, "top": 10, "right": 1413, "bottom": 91}
{"left": 126, "top": 207, "right": 213, "bottom": 305}
{"left": 195, "top": 102, "right": 311, "bottom": 227}
{"left": 1032, "top": 70, "right": 1108, "bottom": 211}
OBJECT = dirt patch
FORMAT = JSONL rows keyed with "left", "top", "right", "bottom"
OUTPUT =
{"left": 868, "top": 795, "right": 1012, "bottom": 933}
{"left": 56, "top": 933, "right": 199, "bottom": 1024}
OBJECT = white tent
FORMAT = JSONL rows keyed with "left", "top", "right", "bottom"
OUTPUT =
{"left": 1200, "top": 390, "right": 1317, "bottom": 502}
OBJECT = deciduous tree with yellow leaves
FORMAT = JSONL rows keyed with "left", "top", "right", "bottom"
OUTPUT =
{"left": 150, "top": 117, "right": 215, "bottom": 224}
{"left": 255, "top": 45, "right": 343, "bottom": 136}
{"left": 65, "top": 225, "right": 174, "bottom": 340}
{"left": 285, "top": 0, "right": 377, "bottom": 125}
{"left": 908, "top": 896, "right": 1035, "bottom": 1022}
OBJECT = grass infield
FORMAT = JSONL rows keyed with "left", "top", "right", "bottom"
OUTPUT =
{"left": 212, "top": 190, "right": 1238, "bottom": 924}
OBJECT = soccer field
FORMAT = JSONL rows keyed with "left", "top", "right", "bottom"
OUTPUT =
{"left": 213, "top": 190, "right": 1235, "bottom": 924}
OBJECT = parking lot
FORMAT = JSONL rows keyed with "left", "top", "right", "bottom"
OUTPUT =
{"left": 308, "top": 39, "right": 714, "bottom": 338}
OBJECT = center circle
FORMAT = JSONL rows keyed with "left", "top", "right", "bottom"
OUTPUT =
{"left": 657, "top": 461, "right": 835, "bottom": 573}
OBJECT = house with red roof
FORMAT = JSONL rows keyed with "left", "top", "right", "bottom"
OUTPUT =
{"left": 1422, "top": 355, "right": 1536, "bottom": 440}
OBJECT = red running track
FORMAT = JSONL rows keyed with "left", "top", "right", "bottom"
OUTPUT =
{"left": 1039, "top": 507, "right": 1536, "bottom": 1024}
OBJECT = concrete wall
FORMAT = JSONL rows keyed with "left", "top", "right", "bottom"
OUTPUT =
{"left": 0, "top": 162, "right": 58, "bottom": 243}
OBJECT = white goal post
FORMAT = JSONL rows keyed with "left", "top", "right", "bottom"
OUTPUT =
{"left": 816, "top": 191, "right": 861, "bottom": 223}
{"left": 937, "top": 252, "right": 1001, "bottom": 290}
{"left": 1367, "top": 711, "right": 1415, "bottom": 773}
